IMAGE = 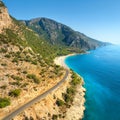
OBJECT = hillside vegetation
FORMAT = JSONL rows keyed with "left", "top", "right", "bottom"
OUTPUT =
{"left": 0, "top": 2, "right": 66, "bottom": 112}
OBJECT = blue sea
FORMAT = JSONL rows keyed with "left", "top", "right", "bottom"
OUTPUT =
{"left": 65, "top": 45, "right": 120, "bottom": 120}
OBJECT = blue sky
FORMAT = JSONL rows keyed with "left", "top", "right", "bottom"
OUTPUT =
{"left": 3, "top": 0, "right": 120, "bottom": 44}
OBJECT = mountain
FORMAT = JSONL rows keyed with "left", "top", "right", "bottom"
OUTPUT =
{"left": 21, "top": 18, "right": 106, "bottom": 50}
{"left": 0, "top": 1, "right": 107, "bottom": 119}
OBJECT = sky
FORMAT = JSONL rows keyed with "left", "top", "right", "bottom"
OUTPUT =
{"left": 3, "top": 0, "right": 120, "bottom": 44}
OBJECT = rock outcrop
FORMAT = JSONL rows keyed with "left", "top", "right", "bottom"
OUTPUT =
{"left": 21, "top": 18, "right": 107, "bottom": 50}
{"left": 0, "top": 1, "right": 12, "bottom": 33}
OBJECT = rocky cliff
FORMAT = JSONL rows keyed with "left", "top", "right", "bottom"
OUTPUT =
{"left": 0, "top": 1, "right": 12, "bottom": 33}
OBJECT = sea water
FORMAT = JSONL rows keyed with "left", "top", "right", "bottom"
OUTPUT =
{"left": 65, "top": 45, "right": 120, "bottom": 120}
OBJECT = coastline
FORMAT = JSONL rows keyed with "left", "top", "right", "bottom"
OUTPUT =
{"left": 54, "top": 54, "right": 86, "bottom": 120}
{"left": 54, "top": 54, "right": 76, "bottom": 69}
{"left": 54, "top": 52, "right": 89, "bottom": 69}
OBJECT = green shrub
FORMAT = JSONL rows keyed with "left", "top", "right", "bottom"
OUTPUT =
{"left": 52, "top": 114, "right": 58, "bottom": 120}
{"left": 23, "top": 70, "right": 27, "bottom": 74}
{"left": 63, "top": 93, "right": 72, "bottom": 103}
{"left": 0, "top": 97, "right": 11, "bottom": 108}
{"left": 12, "top": 57, "right": 18, "bottom": 63}
{"left": 10, "top": 81, "right": 21, "bottom": 86}
{"left": 1, "top": 63, "right": 7, "bottom": 66}
{"left": 55, "top": 65, "right": 60, "bottom": 68}
{"left": 71, "top": 72, "right": 81, "bottom": 86}
{"left": 27, "top": 74, "right": 35, "bottom": 79}
{"left": 67, "top": 87, "right": 76, "bottom": 95}
{"left": 31, "top": 60, "right": 37, "bottom": 65}
{"left": 71, "top": 78, "right": 81, "bottom": 86}
{"left": 11, "top": 75, "right": 23, "bottom": 81}
{"left": 27, "top": 74, "right": 40, "bottom": 84}
{"left": 9, "top": 89, "right": 21, "bottom": 97}
{"left": 0, "top": 48, "right": 7, "bottom": 53}
{"left": 56, "top": 99, "right": 64, "bottom": 106}
{"left": 21, "top": 83, "right": 29, "bottom": 88}
{"left": 4, "top": 54, "right": 11, "bottom": 58}
{"left": 0, "top": 85, "right": 7, "bottom": 89}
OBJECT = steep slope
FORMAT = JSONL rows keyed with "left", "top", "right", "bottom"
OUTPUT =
{"left": 21, "top": 17, "right": 106, "bottom": 50}
{"left": 0, "top": 2, "right": 66, "bottom": 118}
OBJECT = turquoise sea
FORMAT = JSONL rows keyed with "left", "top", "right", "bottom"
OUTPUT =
{"left": 65, "top": 45, "right": 120, "bottom": 120}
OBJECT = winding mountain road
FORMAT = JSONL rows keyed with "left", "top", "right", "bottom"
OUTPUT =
{"left": 3, "top": 69, "right": 69, "bottom": 120}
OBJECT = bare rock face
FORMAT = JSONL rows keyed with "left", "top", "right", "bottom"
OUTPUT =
{"left": 0, "top": 1, "right": 12, "bottom": 33}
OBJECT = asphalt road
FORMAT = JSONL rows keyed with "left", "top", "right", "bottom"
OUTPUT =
{"left": 3, "top": 69, "right": 69, "bottom": 120}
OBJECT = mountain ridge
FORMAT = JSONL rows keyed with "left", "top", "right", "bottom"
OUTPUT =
{"left": 21, "top": 17, "right": 107, "bottom": 50}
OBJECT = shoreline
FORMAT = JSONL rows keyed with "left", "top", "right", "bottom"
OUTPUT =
{"left": 54, "top": 54, "right": 86, "bottom": 120}
{"left": 54, "top": 54, "right": 76, "bottom": 69}
{"left": 54, "top": 51, "right": 89, "bottom": 69}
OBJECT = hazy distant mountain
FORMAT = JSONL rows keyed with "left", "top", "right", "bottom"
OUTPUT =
{"left": 21, "top": 18, "right": 107, "bottom": 50}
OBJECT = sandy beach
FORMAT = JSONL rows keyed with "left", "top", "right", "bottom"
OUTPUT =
{"left": 54, "top": 54, "right": 76, "bottom": 69}
{"left": 54, "top": 54, "right": 86, "bottom": 120}
{"left": 54, "top": 52, "right": 87, "bottom": 69}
